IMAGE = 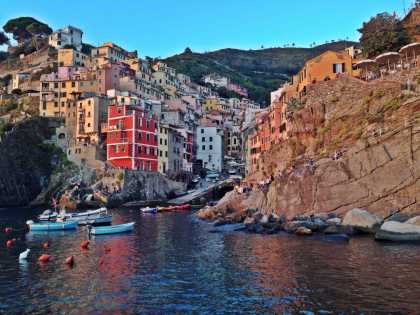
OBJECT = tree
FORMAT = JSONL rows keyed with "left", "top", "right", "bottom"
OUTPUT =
{"left": 358, "top": 12, "right": 410, "bottom": 58}
{"left": 0, "top": 31, "right": 9, "bottom": 46}
{"left": 3, "top": 17, "right": 52, "bottom": 44}
{"left": 184, "top": 47, "right": 193, "bottom": 54}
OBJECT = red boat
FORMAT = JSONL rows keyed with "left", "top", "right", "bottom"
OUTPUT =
{"left": 157, "top": 204, "right": 191, "bottom": 212}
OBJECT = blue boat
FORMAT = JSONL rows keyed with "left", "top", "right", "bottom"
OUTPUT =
{"left": 141, "top": 207, "right": 157, "bottom": 214}
{"left": 89, "top": 222, "right": 135, "bottom": 235}
{"left": 26, "top": 220, "right": 78, "bottom": 231}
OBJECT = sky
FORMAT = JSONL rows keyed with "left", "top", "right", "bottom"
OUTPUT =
{"left": 0, "top": 0, "right": 410, "bottom": 58}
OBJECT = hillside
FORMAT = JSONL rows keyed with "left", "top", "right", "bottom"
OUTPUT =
{"left": 164, "top": 41, "right": 358, "bottom": 105}
{"left": 197, "top": 69, "right": 420, "bottom": 221}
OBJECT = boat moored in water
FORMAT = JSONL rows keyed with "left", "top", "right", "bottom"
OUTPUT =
{"left": 26, "top": 220, "right": 78, "bottom": 231}
{"left": 141, "top": 207, "right": 157, "bottom": 214}
{"left": 38, "top": 210, "right": 58, "bottom": 221}
{"left": 89, "top": 222, "right": 135, "bottom": 235}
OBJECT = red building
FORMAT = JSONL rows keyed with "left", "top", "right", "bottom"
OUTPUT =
{"left": 106, "top": 102, "right": 159, "bottom": 171}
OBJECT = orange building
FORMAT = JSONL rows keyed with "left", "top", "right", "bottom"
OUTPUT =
{"left": 296, "top": 50, "right": 354, "bottom": 97}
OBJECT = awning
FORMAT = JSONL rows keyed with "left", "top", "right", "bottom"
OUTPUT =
{"left": 399, "top": 42, "right": 420, "bottom": 54}
{"left": 375, "top": 52, "right": 400, "bottom": 65}
{"left": 354, "top": 59, "right": 377, "bottom": 68}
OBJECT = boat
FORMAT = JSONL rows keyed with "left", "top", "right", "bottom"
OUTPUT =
{"left": 157, "top": 205, "right": 176, "bottom": 212}
{"left": 141, "top": 207, "right": 157, "bottom": 214}
{"left": 38, "top": 209, "right": 58, "bottom": 221}
{"left": 174, "top": 204, "right": 191, "bottom": 211}
{"left": 26, "top": 220, "right": 78, "bottom": 231}
{"left": 89, "top": 222, "right": 135, "bottom": 235}
{"left": 57, "top": 207, "right": 109, "bottom": 224}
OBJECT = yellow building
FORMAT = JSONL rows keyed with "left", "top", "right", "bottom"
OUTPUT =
{"left": 297, "top": 50, "right": 354, "bottom": 96}
{"left": 203, "top": 97, "right": 220, "bottom": 112}
{"left": 39, "top": 70, "right": 98, "bottom": 118}
{"left": 91, "top": 42, "right": 137, "bottom": 66}
{"left": 58, "top": 49, "right": 92, "bottom": 67}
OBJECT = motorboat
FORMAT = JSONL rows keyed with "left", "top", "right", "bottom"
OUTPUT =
{"left": 141, "top": 207, "right": 157, "bottom": 214}
{"left": 38, "top": 209, "right": 58, "bottom": 221}
{"left": 89, "top": 222, "right": 135, "bottom": 235}
{"left": 26, "top": 220, "right": 78, "bottom": 231}
{"left": 57, "top": 207, "right": 109, "bottom": 224}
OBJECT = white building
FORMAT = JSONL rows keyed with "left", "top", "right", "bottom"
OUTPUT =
{"left": 49, "top": 26, "right": 83, "bottom": 51}
{"left": 196, "top": 125, "right": 224, "bottom": 172}
{"left": 203, "top": 73, "right": 229, "bottom": 88}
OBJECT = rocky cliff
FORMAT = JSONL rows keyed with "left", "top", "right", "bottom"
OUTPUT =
{"left": 199, "top": 72, "right": 420, "bottom": 221}
{"left": 0, "top": 117, "right": 61, "bottom": 206}
{"left": 107, "top": 170, "right": 186, "bottom": 207}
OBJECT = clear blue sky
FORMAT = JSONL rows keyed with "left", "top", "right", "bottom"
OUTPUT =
{"left": 0, "top": 0, "right": 409, "bottom": 58}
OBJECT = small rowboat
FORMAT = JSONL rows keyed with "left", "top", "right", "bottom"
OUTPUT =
{"left": 38, "top": 209, "right": 58, "bottom": 221}
{"left": 89, "top": 222, "right": 135, "bottom": 235}
{"left": 26, "top": 220, "right": 78, "bottom": 231}
{"left": 141, "top": 207, "right": 157, "bottom": 214}
{"left": 157, "top": 206, "right": 176, "bottom": 212}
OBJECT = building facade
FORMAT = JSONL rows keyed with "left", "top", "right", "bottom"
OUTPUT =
{"left": 196, "top": 125, "right": 224, "bottom": 172}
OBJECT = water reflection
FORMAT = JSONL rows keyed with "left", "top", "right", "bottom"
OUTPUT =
{"left": 0, "top": 208, "right": 420, "bottom": 313}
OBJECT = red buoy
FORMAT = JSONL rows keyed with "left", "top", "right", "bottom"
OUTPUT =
{"left": 42, "top": 242, "right": 49, "bottom": 249}
{"left": 38, "top": 254, "right": 51, "bottom": 263}
{"left": 65, "top": 256, "right": 74, "bottom": 267}
{"left": 4, "top": 227, "right": 12, "bottom": 234}
{"left": 6, "top": 240, "right": 13, "bottom": 248}
{"left": 80, "top": 240, "right": 90, "bottom": 250}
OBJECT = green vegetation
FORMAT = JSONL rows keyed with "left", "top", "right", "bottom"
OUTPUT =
{"left": 358, "top": 12, "right": 409, "bottom": 58}
{"left": 3, "top": 17, "right": 52, "bottom": 44}
{"left": 164, "top": 41, "right": 358, "bottom": 105}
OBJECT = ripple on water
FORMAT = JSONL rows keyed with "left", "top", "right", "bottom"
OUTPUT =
{"left": 1, "top": 208, "right": 420, "bottom": 313}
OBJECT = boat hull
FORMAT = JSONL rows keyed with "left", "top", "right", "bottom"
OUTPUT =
{"left": 28, "top": 221, "right": 78, "bottom": 231}
{"left": 90, "top": 222, "right": 135, "bottom": 235}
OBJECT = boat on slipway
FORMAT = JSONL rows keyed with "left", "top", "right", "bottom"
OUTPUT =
{"left": 26, "top": 220, "right": 78, "bottom": 231}
{"left": 89, "top": 222, "right": 135, "bottom": 235}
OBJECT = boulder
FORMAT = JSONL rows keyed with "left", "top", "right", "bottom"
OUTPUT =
{"left": 342, "top": 208, "right": 382, "bottom": 233}
{"left": 405, "top": 216, "right": 420, "bottom": 226}
{"left": 243, "top": 216, "right": 256, "bottom": 225}
{"left": 326, "top": 218, "right": 342, "bottom": 225}
{"left": 260, "top": 214, "right": 270, "bottom": 224}
{"left": 375, "top": 221, "right": 420, "bottom": 242}
{"left": 295, "top": 226, "right": 312, "bottom": 236}
{"left": 386, "top": 213, "right": 411, "bottom": 223}
{"left": 324, "top": 225, "right": 354, "bottom": 235}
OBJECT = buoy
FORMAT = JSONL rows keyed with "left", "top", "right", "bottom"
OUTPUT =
{"left": 38, "top": 254, "right": 51, "bottom": 263}
{"left": 19, "top": 249, "right": 30, "bottom": 261}
{"left": 42, "top": 242, "right": 49, "bottom": 249}
{"left": 80, "top": 240, "right": 90, "bottom": 250}
{"left": 4, "top": 227, "right": 12, "bottom": 234}
{"left": 65, "top": 256, "right": 74, "bottom": 267}
{"left": 6, "top": 240, "right": 13, "bottom": 248}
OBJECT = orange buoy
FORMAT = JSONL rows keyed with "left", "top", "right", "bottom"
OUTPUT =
{"left": 42, "top": 242, "right": 49, "bottom": 249}
{"left": 6, "top": 240, "right": 13, "bottom": 248}
{"left": 65, "top": 256, "right": 74, "bottom": 267}
{"left": 38, "top": 254, "right": 51, "bottom": 263}
{"left": 4, "top": 227, "right": 12, "bottom": 234}
{"left": 80, "top": 240, "right": 90, "bottom": 250}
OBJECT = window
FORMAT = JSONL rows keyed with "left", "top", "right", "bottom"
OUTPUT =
{"left": 54, "top": 82, "right": 58, "bottom": 89}
{"left": 154, "top": 135, "right": 158, "bottom": 142}
{"left": 160, "top": 138, "right": 163, "bottom": 145}
{"left": 72, "top": 81, "right": 76, "bottom": 88}
{"left": 202, "top": 145, "right": 205, "bottom": 150}
{"left": 61, "top": 82, "right": 65, "bottom": 88}
{"left": 209, "top": 137, "right": 213, "bottom": 142}
{"left": 202, "top": 137, "right": 205, "bottom": 142}
{"left": 209, "top": 145, "right": 213, "bottom": 150}
{"left": 201, "top": 129, "right": 204, "bottom": 134}
{"left": 114, "top": 145, "right": 119, "bottom": 153}
{"left": 54, "top": 102, "right": 58, "bottom": 108}
{"left": 146, "top": 133, "right": 150, "bottom": 141}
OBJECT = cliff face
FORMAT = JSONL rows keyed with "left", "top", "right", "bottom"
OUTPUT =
{"left": 0, "top": 117, "right": 57, "bottom": 207}
{"left": 203, "top": 73, "right": 420, "bottom": 220}
{"left": 107, "top": 171, "right": 186, "bottom": 207}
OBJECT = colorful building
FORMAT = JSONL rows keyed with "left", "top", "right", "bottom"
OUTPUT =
{"left": 106, "top": 102, "right": 159, "bottom": 170}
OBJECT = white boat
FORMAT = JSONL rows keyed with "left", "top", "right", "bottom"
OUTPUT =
{"left": 57, "top": 207, "right": 109, "bottom": 225}
{"left": 38, "top": 209, "right": 58, "bottom": 221}
{"left": 141, "top": 207, "right": 157, "bottom": 214}
{"left": 26, "top": 220, "right": 78, "bottom": 231}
